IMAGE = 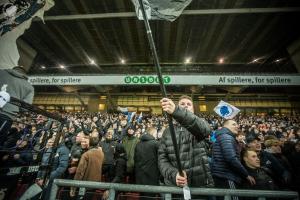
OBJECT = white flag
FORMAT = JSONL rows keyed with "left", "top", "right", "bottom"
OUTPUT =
{"left": 214, "top": 100, "right": 240, "bottom": 119}
{"left": 131, "top": 0, "right": 192, "bottom": 22}
{"left": 0, "top": 84, "right": 10, "bottom": 108}
{"left": 117, "top": 106, "right": 128, "bottom": 113}
{"left": 127, "top": 112, "right": 136, "bottom": 122}
{"left": 138, "top": 112, "right": 143, "bottom": 123}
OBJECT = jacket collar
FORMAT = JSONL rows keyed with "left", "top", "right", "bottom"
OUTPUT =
{"left": 216, "top": 127, "right": 236, "bottom": 138}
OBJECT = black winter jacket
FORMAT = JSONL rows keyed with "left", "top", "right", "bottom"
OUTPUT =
{"left": 135, "top": 134, "right": 159, "bottom": 186}
{"left": 241, "top": 166, "right": 277, "bottom": 190}
{"left": 211, "top": 127, "right": 248, "bottom": 183}
{"left": 99, "top": 139, "right": 118, "bottom": 165}
{"left": 259, "top": 151, "right": 290, "bottom": 188}
{"left": 158, "top": 106, "right": 214, "bottom": 187}
{"left": 112, "top": 143, "right": 127, "bottom": 183}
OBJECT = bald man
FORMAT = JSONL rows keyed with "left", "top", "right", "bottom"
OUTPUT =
{"left": 211, "top": 120, "right": 255, "bottom": 195}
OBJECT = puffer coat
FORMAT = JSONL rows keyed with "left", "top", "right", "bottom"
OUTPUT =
{"left": 158, "top": 106, "right": 214, "bottom": 187}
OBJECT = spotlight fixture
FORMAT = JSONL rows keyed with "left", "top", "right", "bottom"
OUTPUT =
{"left": 60, "top": 65, "right": 65, "bottom": 69}
{"left": 89, "top": 59, "right": 96, "bottom": 65}
{"left": 41, "top": 65, "right": 46, "bottom": 69}
{"left": 121, "top": 59, "right": 125, "bottom": 64}
{"left": 219, "top": 58, "right": 224, "bottom": 64}
{"left": 184, "top": 57, "right": 191, "bottom": 64}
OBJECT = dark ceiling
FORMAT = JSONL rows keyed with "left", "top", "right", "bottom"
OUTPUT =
{"left": 19, "top": 0, "right": 300, "bottom": 96}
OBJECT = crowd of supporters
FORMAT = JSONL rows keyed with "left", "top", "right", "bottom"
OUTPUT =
{"left": 0, "top": 108, "right": 299, "bottom": 199}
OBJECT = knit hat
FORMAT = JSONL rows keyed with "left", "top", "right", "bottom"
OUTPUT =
{"left": 246, "top": 135, "right": 261, "bottom": 144}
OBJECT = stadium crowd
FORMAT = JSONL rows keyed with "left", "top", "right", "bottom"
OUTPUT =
{"left": 0, "top": 96, "right": 300, "bottom": 200}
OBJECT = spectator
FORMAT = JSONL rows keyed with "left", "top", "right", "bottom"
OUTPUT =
{"left": 113, "top": 143, "right": 127, "bottom": 181}
{"left": 1, "top": 125, "right": 21, "bottom": 149}
{"left": 135, "top": 127, "right": 160, "bottom": 200}
{"left": 264, "top": 139, "right": 293, "bottom": 187}
{"left": 246, "top": 136, "right": 291, "bottom": 189}
{"left": 236, "top": 131, "right": 246, "bottom": 149}
{"left": 70, "top": 129, "right": 84, "bottom": 157}
{"left": 70, "top": 136, "right": 104, "bottom": 198}
{"left": 241, "top": 148, "right": 277, "bottom": 190}
{"left": 80, "top": 135, "right": 90, "bottom": 154}
{"left": 99, "top": 128, "right": 118, "bottom": 182}
{"left": 35, "top": 135, "right": 69, "bottom": 200}
{"left": 67, "top": 131, "right": 85, "bottom": 179}
{"left": 2, "top": 137, "right": 33, "bottom": 167}
{"left": 158, "top": 96, "right": 214, "bottom": 190}
{"left": 122, "top": 125, "right": 139, "bottom": 183}
{"left": 211, "top": 120, "right": 255, "bottom": 192}
{"left": 102, "top": 143, "right": 127, "bottom": 200}
{"left": 285, "top": 140, "right": 300, "bottom": 193}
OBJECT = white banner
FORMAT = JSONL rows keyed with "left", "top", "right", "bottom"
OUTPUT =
{"left": 28, "top": 74, "right": 300, "bottom": 86}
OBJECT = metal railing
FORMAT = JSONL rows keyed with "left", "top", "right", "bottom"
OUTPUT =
{"left": 50, "top": 179, "right": 299, "bottom": 200}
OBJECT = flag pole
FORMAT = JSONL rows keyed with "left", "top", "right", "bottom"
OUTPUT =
{"left": 137, "top": 0, "right": 183, "bottom": 176}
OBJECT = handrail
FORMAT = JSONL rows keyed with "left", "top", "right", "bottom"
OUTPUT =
{"left": 50, "top": 179, "right": 299, "bottom": 200}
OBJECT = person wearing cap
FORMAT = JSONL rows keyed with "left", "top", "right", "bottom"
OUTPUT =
{"left": 211, "top": 119, "right": 255, "bottom": 195}
{"left": 0, "top": 66, "right": 34, "bottom": 146}
{"left": 134, "top": 127, "right": 160, "bottom": 200}
{"left": 246, "top": 136, "right": 291, "bottom": 189}
{"left": 159, "top": 95, "right": 214, "bottom": 189}
{"left": 122, "top": 125, "right": 139, "bottom": 182}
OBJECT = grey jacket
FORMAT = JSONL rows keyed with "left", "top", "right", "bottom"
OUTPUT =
{"left": 158, "top": 106, "right": 214, "bottom": 187}
{"left": 0, "top": 69, "right": 34, "bottom": 119}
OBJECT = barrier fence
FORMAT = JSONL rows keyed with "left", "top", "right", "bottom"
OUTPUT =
{"left": 50, "top": 179, "right": 299, "bottom": 200}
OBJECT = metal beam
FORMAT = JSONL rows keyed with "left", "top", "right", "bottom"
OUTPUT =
{"left": 40, "top": 7, "right": 300, "bottom": 21}
{"left": 65, "top": 62, "right": 246, "bottom": 66}
{"left": 51, "top": 179, "right": 299, "bottom": 199}
{"left": 62, "top": 0, "right": 105, "bottom": 71}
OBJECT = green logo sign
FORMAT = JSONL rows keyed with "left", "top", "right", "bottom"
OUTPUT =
{"left": 148, "top": 76, "right": 155, "bottom": 83}
{"left": 124, "top": 76, "right": 171, "bottom": 84}
{"left": 132, "top": 76, "right": 139, "bottom": 83}
{"left": 124, "top": 77, "right": 131, "bottom": 83}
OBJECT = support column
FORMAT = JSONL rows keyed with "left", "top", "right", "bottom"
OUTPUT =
{"left": 88, "top": 96, "right": 100, "bottom": 112}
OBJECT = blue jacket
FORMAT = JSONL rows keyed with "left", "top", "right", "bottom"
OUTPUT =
{"left": 211, "top": 127, "right": 248, "bottom": 183}
{"left": 37, "top": 143, "right": 69, "bottom": 181}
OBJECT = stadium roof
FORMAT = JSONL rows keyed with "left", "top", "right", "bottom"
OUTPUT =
{"left": 19, "top": 0, "right": 300, "bottom": 96}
